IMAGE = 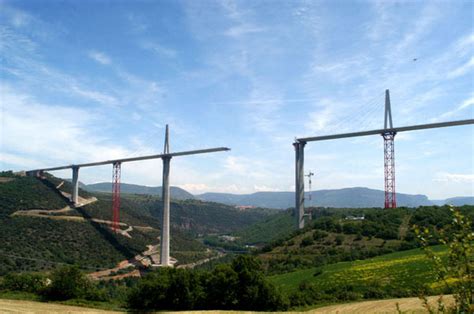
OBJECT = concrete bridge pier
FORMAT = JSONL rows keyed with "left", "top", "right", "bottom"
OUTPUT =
{"left": 26, "top": 170, "right": 43, "bottom": 177}
{"left": 71, "top": 166, "right": 80, "bottom": 206}
{"left": 160, "top": 156, "right": 171, "bottom": 266}
{"left": 294, "top": 140, "right": 306, "bottom": 229}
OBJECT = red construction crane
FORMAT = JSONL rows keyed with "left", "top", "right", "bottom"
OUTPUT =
{"left": 382, "top": 90, "right": 396, "bottom": 209}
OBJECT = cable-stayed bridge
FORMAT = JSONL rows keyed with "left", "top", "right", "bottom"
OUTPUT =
{"left": 27, "top": 125, "right": 230, "bottom": 266}
{"left": 293, "top": 90, "right": 473, "bottom": 229}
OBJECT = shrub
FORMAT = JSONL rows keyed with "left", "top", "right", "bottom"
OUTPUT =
{"left": 335, "top": 235, "right": 344, "bottom": 246}
{"left": 289, "top": 281, "right": 323, "bottom": 306}
{"left": 127, "top": 268, "right": 205, "bottom": 310}
{"left": 300, "top": 236, "right": 314, "bottom": 247}
{"left": 41, "top": 266, "right": 102, "bottom": 301}
{"left": 313, "top": 230, "right": 328, "bottom": 240}
{"left": 415, "top": 207, "right": 474, "bottom": 313}
{"left": 230, "top": 255, "right": 289, "bottom": 311}
{"left": 127, "top": 255, "right": 289, "bottom": 311}
{"left": 205, "top": 264, "right": 239, "bottom": 309}
{"left": 0, "top": 272, "right": 47, "bottom": 293}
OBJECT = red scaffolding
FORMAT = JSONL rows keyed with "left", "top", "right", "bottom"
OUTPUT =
{"left": 383, "top": 132, "right": 396, "bottom": 208}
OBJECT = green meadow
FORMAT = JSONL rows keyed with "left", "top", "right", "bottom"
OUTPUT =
{"left": 270, "top": 246, "right": 447, "bottom": 297}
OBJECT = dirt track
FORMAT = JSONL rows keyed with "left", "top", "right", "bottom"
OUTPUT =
{"left": 308, "top": 295, "right": 454, "bottom": 313}
{"left": 0, "top": 295, "right": 455, "bottom": 313}
{"left": 0, "top": 299, "right": 120, "bottom": 313}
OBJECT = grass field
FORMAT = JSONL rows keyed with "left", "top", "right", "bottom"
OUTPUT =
{"left": 0, "top": 295, "right": 454, "bottom": 313}
{"left": 0, "top": 298, "right": 120, "bottom": 313}
{"left": 308, "top": 295, "right": 454, "bottom": 313}
{"left": 269, "top": 246, "right": 446, "bottom": 295}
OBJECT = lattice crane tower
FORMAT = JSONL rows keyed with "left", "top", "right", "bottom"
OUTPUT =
{"left": 382, "top": 90, "right": 396, "bottom": 209}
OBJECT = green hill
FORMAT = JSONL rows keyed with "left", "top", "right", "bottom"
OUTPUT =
{"left": 252, "top": 206, "right": 474, "bottom": 274}
{"left": 73, "top": 192, "right": 276, "bottom": 236}
{"left": 0, "top": 175, "right": 69, "bottom": 216}
{"left": 269, "top": 246, "right": 447, "bottom": 305}
{"left": 0, "top": 173, "right": 196, "bottom": 274}
{"left": 0, "top": 172, "right": 276, "bottom": 275}
{"left": 235, "top": 209, "right": 294, "bottom": 244}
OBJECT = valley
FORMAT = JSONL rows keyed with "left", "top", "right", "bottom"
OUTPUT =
{"left": 0, "top": 171, "right": 472, "bottom": 312}
{"left": 0, "top": 172, "right": 273, "bottom": 275}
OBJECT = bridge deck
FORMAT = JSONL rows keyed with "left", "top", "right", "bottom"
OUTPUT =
{"left": 297, "top": 119, "right": 474, "bottom": 142}
{"left": 29, "top": 147, "right": 230, "bottom": 172}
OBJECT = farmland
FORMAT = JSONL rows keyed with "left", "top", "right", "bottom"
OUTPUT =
{"left": 270, "top": 246, "right": 447, "bottom": 298}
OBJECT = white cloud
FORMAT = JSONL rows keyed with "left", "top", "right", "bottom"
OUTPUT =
{"left": 1, "top": 25, "right": 165, "bottom": 112}
{"left": 292, "top": 2, "right": 322, "bottom": 37}
{"left": 0, "top": 85, "right": 128, "bottom": 169}
{"left": 88, "top": 50, "right": 111, "bottom": 65}
{"left": 71, "top": 85, "right": 118, "bottom": 106}
{"left": 224, "top": 25, "right": 265, "bottom": 37}
{"left": 392, "top": 3, "right": 441, "bottom": 57}
{"left": 0, "top": 152, "right": 43, "bottom": 168}
{"left": 224, "top": 156, "right": 247, "bottom": 173}
{"left": 434, "top": 172, "right": 474, "bottom": 183}
{"left": 395, "top": 132, "right": 413, "bottom": 142}
{"left": 366, "top": 1, "right": 395, "bottom": 41}
{"left": 301, "top": 91, "right": 383, "bottom": 137}
{"left": 126, "top": 13, "right": 149, "bottom": 33}
{"left": 447, "top": 57, "right": 474, "bottom": 79}
{"left": 453, "top": 33, "right": 474, "bottom": 56}
{"left": 311, "top": 57, "right": 370, "bottom": 82}
{"left": 459, "top": 96, "right": 474, "bottom": 110}
{"left": 141, "top": 41, "right": 177, "bottom": 58}
{"left": 131, "top": 112, "right": 142, "bottom": 121}
{"left": 177, "top": 183, "right": 210, "bottom": 193}
{"left": 305, "top": 107, "right": 336, "bottom": 133}
{"left": 253, "top": 184, "right": 281, "bottom": 192}
{"left": 0, "top": 3, "right": 34, "bottom": 28}
{"left": 436, "top": 95, "right": 474, "bottom": 121}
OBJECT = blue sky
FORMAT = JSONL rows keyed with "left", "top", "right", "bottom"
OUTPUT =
{"left": 0, "top": 0, "right": 473, "bottom": 199}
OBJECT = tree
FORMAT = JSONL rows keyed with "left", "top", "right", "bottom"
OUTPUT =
{"left": 1, "top": 272, "right": 47, "bottom": 293}
{"left": 41, "top": 266, "right": 93, "bottom": 300}
{"left": 231, "top": 255, "right": 289, "bottom": 311}
{"left": 127, "top": 256, "right": 288, "bottom": 311}
{"left": 206, "top": 264, "right": 239, "bottom": 309}
{"left": 414, "top": 206, "right": 473, "bottom": 313}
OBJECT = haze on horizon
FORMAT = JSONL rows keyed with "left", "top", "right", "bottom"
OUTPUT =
{"left": 0, "top": 0, "right": 473, "bottom": 199}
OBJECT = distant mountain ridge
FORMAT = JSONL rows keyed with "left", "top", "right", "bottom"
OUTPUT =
{"left": 83, "top": 182, "right": 473, "bottom": 209}
{"left": 84, "top": 182, "right": 195, "bottom": 200}
{"left": 198, "top": 187, "right": 433, "bottom": 209}
{"left": 442, "top": 196, "right": 474, "bottom": 206}
{"left": 198, "top": 187, "right": 474, "bottom": 209}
